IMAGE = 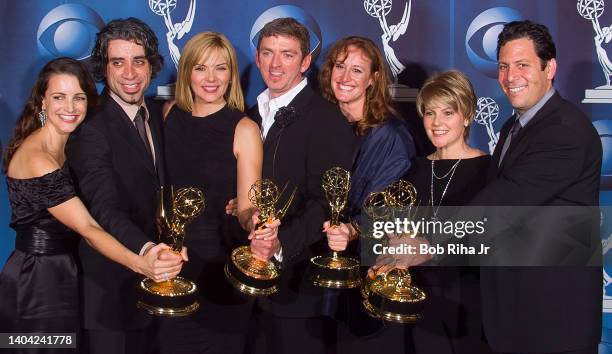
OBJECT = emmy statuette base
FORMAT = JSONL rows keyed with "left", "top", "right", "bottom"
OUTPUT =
{"left": 309, "top": 254, "right": 361, "bottom": 289}
{"left": 224, "top": 246, "right": 279, "bottom": 297}
{"left": 362, "top": 299, "right": 422, "bottom": 324}
{"left": 137, "top": 276, "right": 199, "bottom": 317}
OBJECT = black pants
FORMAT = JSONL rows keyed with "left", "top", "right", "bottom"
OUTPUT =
{"left": 83, "top": 327, "right": 158, "bottom": 354}
{"left": 246, "top": 306, "right": 336, "bottom": 354}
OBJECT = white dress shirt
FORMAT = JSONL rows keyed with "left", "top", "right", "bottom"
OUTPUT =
{"left": 257, "top": 78, "right": 308, "bottom": 139}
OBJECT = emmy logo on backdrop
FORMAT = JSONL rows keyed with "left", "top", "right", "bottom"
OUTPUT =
{"left": 149, "top": 0, "right": 197, "bottom": 98}
{"left": 577, "top": 0, "right": 612, "bottom": 103}
{"left": 363, "top": 0, "right": 418, "bottom": 102}
{"left": 138, "top": 186, "right": 205, "bottom": 316}
{"left": 475, "top": 97, "right": 500, "bottom": 154}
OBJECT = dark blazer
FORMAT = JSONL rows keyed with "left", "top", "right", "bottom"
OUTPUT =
{"left": 250, "top": 84, "right": 357, "bottom": 317}
{"left": 66, "top": 90, "right": 165, "bottom": 330}
{"left": 471, "top": 92, "right": 602, "bottom": 352}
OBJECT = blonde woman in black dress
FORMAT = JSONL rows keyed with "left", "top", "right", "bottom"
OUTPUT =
{"left": 371, "top": 70, "right": 494, "bottom": 354}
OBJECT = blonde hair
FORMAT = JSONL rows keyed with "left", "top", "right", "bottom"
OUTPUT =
{"left": 416, "top": 70, "right": 476, "bottom": 138}
{"left": 175, "top": 32, "right": 244, "bottom": 112}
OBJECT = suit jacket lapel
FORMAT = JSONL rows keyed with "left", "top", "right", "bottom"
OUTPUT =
{"left": 259, "top": 84, "right": 314, "bottom": 151}
{"left": 496, "top": 92, "right": 562, "bottom": 175}
{"left": 488, "top": 115, "right": 513, "bottom": 180}
{"left": 101, "top": 91, "right": 157, "bottom": 179}
{"left": 146, "top": 98, "right": 165, "bottom": 185}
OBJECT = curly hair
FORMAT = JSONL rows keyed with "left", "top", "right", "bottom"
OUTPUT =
{"left": 319, "top": 36, "right": 393, "bottom": 136}
{"left": 497, "top": 20, "right": 556, "bottom": 70}
{"left": 90, "top": 17, "right": 164, "bottom": 82}
{"left": 416, "top": 70, "right": 476, "bottom": 139}
{"left": 175, "top": 32, "right": 244, "bottom": 112}
{"left": 3, "top": 58, "right": 98, "bottom": 173}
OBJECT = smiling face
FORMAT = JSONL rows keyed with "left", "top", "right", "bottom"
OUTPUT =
{"left": 498, "top": 37, "right": 556, "bottom": 115}
{"left": 105, "top": 39, "right": 152, "bottom": 105}
{"left": 190, "top": 48, "right": 230, "bottom": 109}
{"left": 41, "top": 73, "right": 88, "bottom": 134}
{"left": 330, "top": 46, "right": 375, "bottom": 115}
{"left": 256, "top": 34, "right": 311, "bottom": 98}
{"left": 422, "top": 100, "right": 469, "bottom": 152}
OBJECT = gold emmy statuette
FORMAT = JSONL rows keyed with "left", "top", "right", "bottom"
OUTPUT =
{"left": 224, "top": 179, "right": 296, "bottom": 296}
{"left": 310, "top": 167, "right": 361, "bottom": 289}
{"left": 361, "top": 180, "right": 426, "bottom": 323}
{"left": 137, "top": 186, "right": 205, "bottom": 316}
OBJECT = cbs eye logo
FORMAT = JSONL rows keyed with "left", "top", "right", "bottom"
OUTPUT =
{"left": 594, "top": 120, "right": 612, "bottom": 190}
{"left": 465, "top": 7, "right": 523, "bottom": 78}
{"left": 250, "top": 5, "right": 322, "bottom": 63}
{"left": 37, "top": 4, "right": 104, "bottom": 60}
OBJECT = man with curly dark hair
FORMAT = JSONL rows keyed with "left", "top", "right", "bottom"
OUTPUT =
{"left": 66, "top": 17, "right": 185, "bottom": 354}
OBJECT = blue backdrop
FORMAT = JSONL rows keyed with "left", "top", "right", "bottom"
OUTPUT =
{"left": 1, "top": 0, "right": 611, "bottom": 347}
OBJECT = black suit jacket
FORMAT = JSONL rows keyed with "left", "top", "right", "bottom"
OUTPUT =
{"left": 471, "top": 92, "right": 602, "bottom": 352}
{"left": 250, "top": 84, "right": 357, "bottom": 317}
{"left": 66, "top": 90, "right": 165, "bottom": 330}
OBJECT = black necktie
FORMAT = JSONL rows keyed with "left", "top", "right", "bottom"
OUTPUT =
{"left": 498, "top": 117, "right": 522, "bottom": 166}
{"left": 134, "top": 107, "right": 153, "bottom": 162}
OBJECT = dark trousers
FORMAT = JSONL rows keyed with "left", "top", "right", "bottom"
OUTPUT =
{"left": 246, "top": 306, "right": 336, "bottom": 354}
{"left": 84, "top": 328, "right": 158, "bottom": 354}
{"left": 501, "top": 347, "right": 598, "bottom": 354}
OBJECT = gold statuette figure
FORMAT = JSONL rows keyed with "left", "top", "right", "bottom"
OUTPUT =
{"left": 138, "top": 186, "right": 205, "bottom": 316}
{"left": 361, "top": 180, "right": 426, "bottom": 323}
{"left": 310, "top": 167, "right": 361, "bottom": 288}
{"left": 224, "top": 179, "right": 295, "bottom": 296}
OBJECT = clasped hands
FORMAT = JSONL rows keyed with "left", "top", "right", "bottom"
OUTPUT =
{"left": 249, "top": 211, "right": 281, "bottom": 262}
{"left": 367, "top": 233, "right": 432, "bottom": 279}
{"left": 142, "top": 243, "right": 188, "bottom": 283}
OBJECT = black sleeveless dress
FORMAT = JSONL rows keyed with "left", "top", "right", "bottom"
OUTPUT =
{"left": 0, "top": 166, "right": 79, "bottom": 352}
{"left": 159, "top": 105, "right": 253, "bottom": 354}
{"left": 404, "top": 155, "right": 494, "bottom": 354}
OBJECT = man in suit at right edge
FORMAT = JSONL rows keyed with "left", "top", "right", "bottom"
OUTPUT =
{"left": 470, "top": 21, "right": 603, "bottom": 354}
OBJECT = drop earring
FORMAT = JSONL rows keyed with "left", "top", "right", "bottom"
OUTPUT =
{"left": 38, "top": 110, "right": 47, "bottom": 127}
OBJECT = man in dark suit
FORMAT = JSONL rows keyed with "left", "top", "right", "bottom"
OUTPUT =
{"left": 66, "top": 18, "right": 185, "bottom": 354}
{"left": 470, "top": 21, "right": 602, "bottom": 354}
{"left": 245, "top": 17, "right": 356, "bottom": 354}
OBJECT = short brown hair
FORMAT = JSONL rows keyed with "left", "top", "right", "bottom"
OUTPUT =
{"left": 175, "top": 32, "right": 244, "bottom": 112}
{"left": 257, "top": 17, "right": 310, "bottom": 58}
{"left": 416, "top": 70, "right": 476, "bottom": 138}
{"left": 319, "top": 36, "right": 394, "bottom": 136}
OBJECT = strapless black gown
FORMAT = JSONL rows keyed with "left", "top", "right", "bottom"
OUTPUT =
{"left": 0, "top": 166, "right": 79, "bottom": 353}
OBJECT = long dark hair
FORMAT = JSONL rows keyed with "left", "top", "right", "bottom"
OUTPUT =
{"left": 3, "top": 57, "right": 98, "bottom": 173}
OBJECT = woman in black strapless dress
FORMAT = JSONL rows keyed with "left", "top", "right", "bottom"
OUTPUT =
{"left": 159, "top": 32, "right": 266, "bottom": 354}
{"left": 0, "top": 58, "right": 182, "bottom": 353}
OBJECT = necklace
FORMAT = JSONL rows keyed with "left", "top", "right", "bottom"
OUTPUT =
{"left": 430, "top": 157, "right": 462, "bottom": 220}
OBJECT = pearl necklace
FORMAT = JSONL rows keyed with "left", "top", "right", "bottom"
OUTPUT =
{"left": 430, "top": 156, "right": 463, "bottom": 220}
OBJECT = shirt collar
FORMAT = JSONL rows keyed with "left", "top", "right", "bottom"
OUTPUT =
{"left": 257, "top": 78, "right": 308, "bottom": 115}
{"left": 109, "top": 89, "right": 149, "bottom": 122}
{"left": 515, "top": 87, "right": 555, "bottom": 128}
